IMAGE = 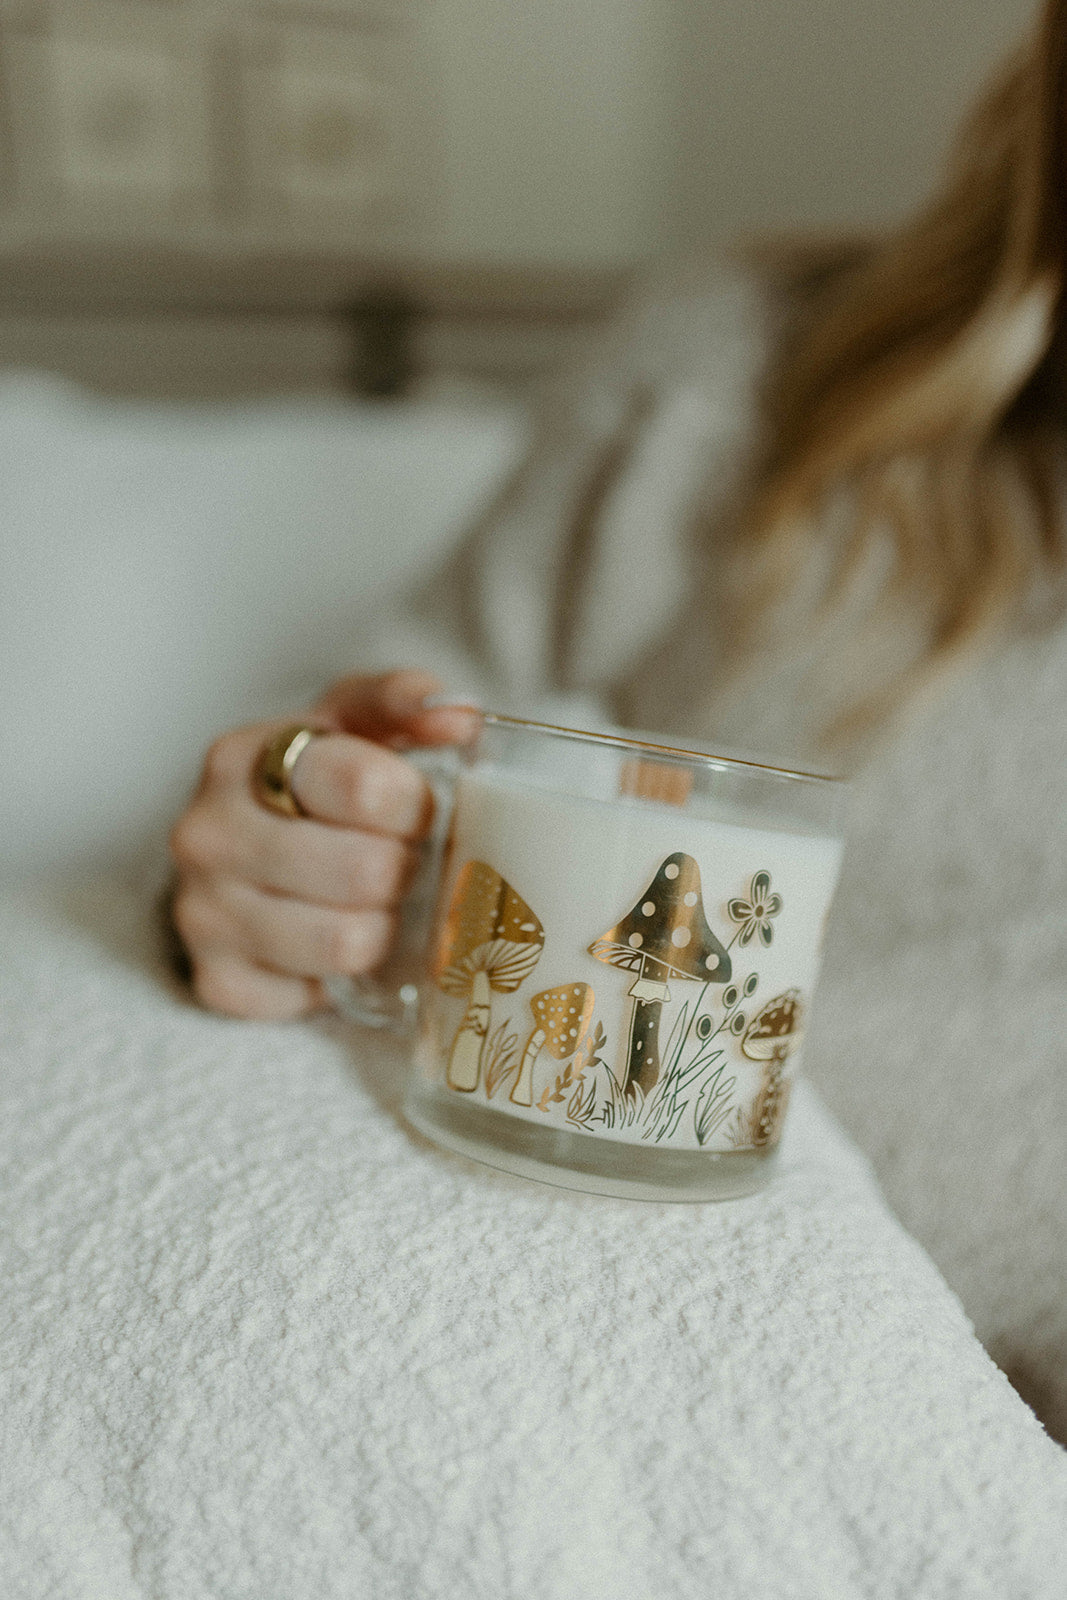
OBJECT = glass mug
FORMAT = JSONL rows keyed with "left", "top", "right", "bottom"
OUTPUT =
{"left": 329, "top": 713, "right": 847, "bottom": 1202}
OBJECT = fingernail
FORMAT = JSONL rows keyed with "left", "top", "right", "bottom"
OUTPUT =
{"left": 379, "top": 674, "right": 440, "bottom": 716}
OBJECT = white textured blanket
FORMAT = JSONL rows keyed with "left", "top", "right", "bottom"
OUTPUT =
{"left": 2, "top": 873, "right": 1067, "bottom": 1600}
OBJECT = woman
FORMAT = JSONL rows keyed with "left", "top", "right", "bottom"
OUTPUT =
{"left": 169, "top": 3, "right": 1065, "bottom": 1023}
{"left": 170, "top": 6, "right": 1067, "bottom": 1430}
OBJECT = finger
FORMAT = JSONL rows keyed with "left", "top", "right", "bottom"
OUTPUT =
{"left": 311, "top": 668, "right": 481, "bottom": 749}
{"left": 310, "top": 667, "right": 442, "bottom": 736}
{"left": 288, "top": 733, "right": 435, "bottom": 839}
{"left": 190, "top": 950, "right": 325, "bottom": 1021}
{"left": 177, "top": 875, "right": 396, "bottom": 978}
{"left": 174, "top": 793, "right": 419, "bottom": 908}
{"left": 251, "top": 817, "right": 420, "bottom": 908}
{"left": 187, "top": 720, "right": 434, "bottom": 840}
{"left": 395, "top": 700, "right": 483, "bottom": 751}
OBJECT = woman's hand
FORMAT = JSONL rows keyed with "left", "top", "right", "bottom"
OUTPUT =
{"left": 168, "top": 669, "right": 477, "bottom": 1020}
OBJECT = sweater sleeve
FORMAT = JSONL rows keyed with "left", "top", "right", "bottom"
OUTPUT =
{"left": 352, "top": 260, "right": 768, "bottom": 731}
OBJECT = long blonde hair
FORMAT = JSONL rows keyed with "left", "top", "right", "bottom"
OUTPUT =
{"left": 727, "top": 0, "right": 1067, "bottom": 754}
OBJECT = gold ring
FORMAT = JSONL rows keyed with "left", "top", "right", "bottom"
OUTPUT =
{"left": 253, "top": 724, "right": 324, "bottom": 817}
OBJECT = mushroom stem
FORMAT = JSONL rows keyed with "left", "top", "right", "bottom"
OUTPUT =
{"left": 623, "top": 994, "right": 664, "bottom": 1098}
{"left": 752, "top": 1046, "right": 789, "bottom": 1147}
{"left": 509, "top": 1027, "right": 546, "bottom": 1106}
{"left": 447, "top": 969, "right": 492, "bottom": 1092}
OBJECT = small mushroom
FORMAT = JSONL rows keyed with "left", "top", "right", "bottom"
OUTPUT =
{"left": 435, "top": 860, "right": 544, "bottom": 1092}
{"left": 741, "top": 990, "right": 803, "bottom": 1148}
{"left": 589, "top": 852, "right": 731, "bottom": 1097}
{"left": 510, "top": 983, "right": 594, "bottom": 1106}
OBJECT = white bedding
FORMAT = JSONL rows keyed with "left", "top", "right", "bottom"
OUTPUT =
{"left": 2, "top": 871, "right": 1066, "bottom": 1600}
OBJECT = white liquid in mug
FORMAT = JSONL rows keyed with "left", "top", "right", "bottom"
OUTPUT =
{"left": 412, "top": 766, "right": 843, "bottom": 1165}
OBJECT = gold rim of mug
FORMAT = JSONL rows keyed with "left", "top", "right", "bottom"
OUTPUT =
{"left": 479, "top": 712, "right": 845, "bottom": 788}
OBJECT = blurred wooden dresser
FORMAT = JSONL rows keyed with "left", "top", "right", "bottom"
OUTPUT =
{"left": 0, "top": 0, "right": 650, "bottom": 395}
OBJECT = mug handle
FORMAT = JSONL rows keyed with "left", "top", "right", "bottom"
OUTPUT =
{"left": 322, "top": 746, "right": 461, "bottom": 1034}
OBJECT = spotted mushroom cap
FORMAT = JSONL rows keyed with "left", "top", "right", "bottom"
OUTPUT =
{"left": 589, "top": 852, "right": 731, "bottom": 985}
{"left": 741, "top": 990, "right": 803, "bottom": 1060}
{"left": 528, "top": 983, "right": 595, "bottom": 1060}
{"left": 435, "top": 860, "right": 545, "bottom": 994}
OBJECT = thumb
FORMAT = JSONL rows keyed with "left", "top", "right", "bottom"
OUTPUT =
{"left": 310, "top": 668, "right": 480, "bottom": 748}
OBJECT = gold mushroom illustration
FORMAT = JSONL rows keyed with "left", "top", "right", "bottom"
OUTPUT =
{"left": 590, "top": 852, "right": 731, "bottom": 1098}
{"left": 509, "top": 983, "right": 595, "bottom": 1107}
{"left": 434, "top": 860, "right": 545, "bottom": 1093}
{"left": 740, "top": 990, "right": 804, "bottom": 1148}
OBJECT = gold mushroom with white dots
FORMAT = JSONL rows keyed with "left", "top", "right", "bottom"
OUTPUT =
{"left": 510, "top": 983, "right": 595, "bottom": 1107}
{"left": 589, "top": 853, "right": 731, "bottom": 1098}
{"left": 741, "top": 991, "right": 804, "bottom": 1149}
{"left": 435, "top": 861, "right": 545, "bottom": 1094}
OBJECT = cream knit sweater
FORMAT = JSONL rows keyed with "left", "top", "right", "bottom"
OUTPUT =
{"left": 364, "top": 260, "right": 1067, "bottom": 1442}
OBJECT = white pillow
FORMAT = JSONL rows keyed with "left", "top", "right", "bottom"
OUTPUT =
{"left": 0, "top": 374, "right": 526, "bottom": 879}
